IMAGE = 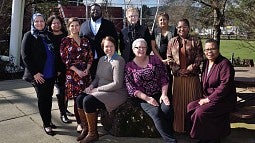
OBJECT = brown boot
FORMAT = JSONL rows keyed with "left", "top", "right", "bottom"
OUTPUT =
{"left": 76, "top": 108, "right": 88, "bottom": 141}
{"left": 80, "top": 112, "right": 99, "bottom": 143}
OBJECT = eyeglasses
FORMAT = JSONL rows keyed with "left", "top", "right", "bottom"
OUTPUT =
{"left": 204, "top": 48, "right": 217, "bottom": 52}
{"left": 128, "top": 15, "right": 138, "bottom": 18}
{"left": 176, "top": 26, "right": 188, "bottom": 29}
{"left": 134, "top": 47, "right": 147, "bottom": 50}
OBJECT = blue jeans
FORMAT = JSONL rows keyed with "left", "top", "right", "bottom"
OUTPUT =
{"left": 140, "top": 97, "right": 176, "bottom": 143}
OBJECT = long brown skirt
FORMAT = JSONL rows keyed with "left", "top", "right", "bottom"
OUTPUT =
{"left": 172, "top": 76, "right": 202, "bottom": 133}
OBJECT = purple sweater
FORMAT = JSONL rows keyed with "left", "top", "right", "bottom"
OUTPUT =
{"left": 124, "top": 55, "right": 169, "bottom": 97}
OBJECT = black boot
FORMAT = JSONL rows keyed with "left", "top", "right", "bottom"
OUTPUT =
{"left": 56, "top": 94, "right": 72, "bottom": 123}
{"left": 66, "top": 99, "right": 75, "bottom": 116}
{"left": 60, "top": 115, "right": 72, "bottom": 123}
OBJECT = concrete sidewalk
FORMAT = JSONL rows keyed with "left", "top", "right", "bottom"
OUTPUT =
{"left": 0, "top": 79, "right": 254, "bottom": 143}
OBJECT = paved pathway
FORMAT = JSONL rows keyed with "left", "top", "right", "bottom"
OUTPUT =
{"left": 234, "top": 67, "right": 255, "bottom": 87}
{"left": 0, "top": 79, "right": 254, "bottom": 143}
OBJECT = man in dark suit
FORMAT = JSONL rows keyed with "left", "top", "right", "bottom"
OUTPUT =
{"left": 80, "top": 3, "right": 118, "bottom": 80}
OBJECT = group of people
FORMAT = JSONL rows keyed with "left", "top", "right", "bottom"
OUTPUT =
{"left": 21, "top": 3, "right": 237, "bottom": 143}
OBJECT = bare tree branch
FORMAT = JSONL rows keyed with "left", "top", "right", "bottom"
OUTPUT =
{"left": 193, "top": 0, "right": 212, "bottom": 8}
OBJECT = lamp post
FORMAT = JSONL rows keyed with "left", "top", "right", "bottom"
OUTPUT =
{"left": 139, "top": 0, "right": 142, "bottom": 25}
{"left": 9, "top": 0, "right": 25, "bottom": 67}
{"left": 123, "top": 0, "right": 125, "bottom": 28}
{"left": 83, "top": 0, "right": 90, "bottom": 20}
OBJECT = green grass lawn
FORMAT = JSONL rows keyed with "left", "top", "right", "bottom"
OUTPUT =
{"left": 202, "top": 39, "right": 255, "bottom": 61}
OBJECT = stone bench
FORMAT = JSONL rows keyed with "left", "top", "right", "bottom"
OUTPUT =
{"left": 230, "top": 106, "right": 255, "bottom": 121}
{"left": 100, "top": 94, "right": 255, "bottom": 135}
{"left": 230, "top": 93, "right": 255, "bottom": 122}
{"left": 100, "top": 98, "right": 160, "bottom": 137}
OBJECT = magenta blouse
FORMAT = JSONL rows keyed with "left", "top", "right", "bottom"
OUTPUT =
{"left": 124, "top": 55, "right": 169, "bottom": 97}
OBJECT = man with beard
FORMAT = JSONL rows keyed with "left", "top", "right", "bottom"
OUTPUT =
{"left": 80, "top": 3, "right": 118, "bottom": 80}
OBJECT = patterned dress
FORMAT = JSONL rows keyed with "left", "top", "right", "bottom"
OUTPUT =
{"left": 60, "top": 37, "right": 93, "bottom": 99}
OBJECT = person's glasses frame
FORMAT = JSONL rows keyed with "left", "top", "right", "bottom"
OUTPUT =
{"left": 204, "top": 48, "right": 217, "bottom": 52}
{"left": 176, "top": 26, "right": 189, "bottom": 29}
{"left": 134, "top": 46, "right": 147, "bottom": 50}
{"left": 128, "top": 15, "right": 139, "bottom": 18}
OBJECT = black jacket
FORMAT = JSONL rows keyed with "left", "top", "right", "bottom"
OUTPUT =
{"left": 79, "top": 18, "right": 118, "bottom": 59}
{"left": 119, "top": 24, "right": 152, "bottom": 63}
{"left": 21, "top": 31, "right": 60, "bottom": 82}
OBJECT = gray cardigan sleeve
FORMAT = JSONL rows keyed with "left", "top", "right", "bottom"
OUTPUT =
{"left": 97, "top": 56, "right": 125, "bottom": 91}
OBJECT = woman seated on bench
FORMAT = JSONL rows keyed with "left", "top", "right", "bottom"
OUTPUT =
{"left": 187, "top": 39, "right": 237, "bottom": 143}
{"left": 124, "top": 38, "right": 176, "bottom": 143}
{"left": 76, "top": 36, "right": 128, "bottom": 143}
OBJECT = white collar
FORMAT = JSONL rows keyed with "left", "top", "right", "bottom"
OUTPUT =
{"left": 90, "top": 17, "right": 102, "bottom": 23}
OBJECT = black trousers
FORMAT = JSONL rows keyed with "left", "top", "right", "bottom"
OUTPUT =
{"left": 55, "top": 81, "right": 68, "bottom": 116}
{"left": 76, "top": 92, "right": 106, "bottom": 113}
{"left": 90, "top": 59, "right": 99, "bottom": 80}
{"left": 32, "top": 78, "right": 55, "bottom": 127}
{"left": 140, "top": 95, "right": 175, "bottom": 143}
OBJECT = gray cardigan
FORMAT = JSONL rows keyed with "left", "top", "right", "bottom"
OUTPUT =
{"left": 90, "top": 54, "right": 128, "bottom": 112}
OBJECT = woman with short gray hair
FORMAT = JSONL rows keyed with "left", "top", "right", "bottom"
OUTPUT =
{"left": 125, "top": 38, "right": 176, "bottom": 143}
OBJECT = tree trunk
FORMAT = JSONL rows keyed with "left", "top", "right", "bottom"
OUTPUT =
{"left": 213, "top": 8, "right": 222, "bottom": 48}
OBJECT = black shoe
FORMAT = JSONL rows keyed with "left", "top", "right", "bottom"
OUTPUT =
{"left": 50, "top": 122, "right": 57, "bottom": 129}
{"left": 61, "top": 115, "right": 72, "bottom": 123}
{"left": 43, "top": 126, "right": 55, "bottom": 136}
{"left": 66, "top": 110, "right": 75, "bottom": 117}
